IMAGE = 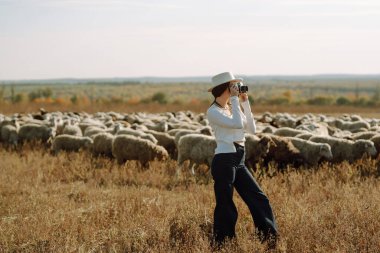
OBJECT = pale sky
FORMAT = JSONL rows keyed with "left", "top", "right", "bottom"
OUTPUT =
{"left": 0, "top": 0, "right": 379, "bottom": 79}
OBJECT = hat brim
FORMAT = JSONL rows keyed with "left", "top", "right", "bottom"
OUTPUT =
{"left": 207, "top": 78, "right": 243, "bottom": 92}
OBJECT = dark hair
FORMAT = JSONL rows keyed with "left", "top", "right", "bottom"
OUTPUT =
{"left": 209, "top": 82, "right": 231, "bottom": 108}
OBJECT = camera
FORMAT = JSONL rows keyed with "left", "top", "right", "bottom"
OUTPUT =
{"left": 237, "top": 82, "right": 248, "bottom": 93}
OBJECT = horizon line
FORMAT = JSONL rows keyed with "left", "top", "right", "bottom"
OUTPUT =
{"left": 2, "top": 73, "right": 380, "bottom": 82}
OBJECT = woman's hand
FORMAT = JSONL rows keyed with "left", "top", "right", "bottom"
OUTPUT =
{"left": 229, "top": 83, "right": 239, "bottom": 97}
{"left": 239, "top": 92, "right": 248, "bottom": 102}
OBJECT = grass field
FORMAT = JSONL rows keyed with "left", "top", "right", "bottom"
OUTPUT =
{"left": 1, "top": 79, "right": 380, "bottom": 252}
{"left": 1, "top": 144, "right": 379, "bottom": 252}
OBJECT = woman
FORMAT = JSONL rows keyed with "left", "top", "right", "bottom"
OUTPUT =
{"left": 206, "top": 72, "right": 278, "bottom": 248}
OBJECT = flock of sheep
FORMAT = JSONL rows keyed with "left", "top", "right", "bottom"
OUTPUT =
{"left": 1, "top": 108, "right": 380, "bottom": 174}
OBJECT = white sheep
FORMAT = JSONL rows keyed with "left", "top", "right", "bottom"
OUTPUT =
{"left": 83, "top": 126, "right": 105, "bottom": 138}
{"left": 296, "top": 122, "right": 329, "bottom": 136}
{"left": 112, "top": 134, "right": 169, "bottom": 167}
{"left": 272, "top": 113, "right": 297, "bottom": 128}
{"left": 174, "top": 127, "right": 213, "bottom": 148}
{"left": 168, "top": 122, "right": 200, "bottom": 131}
{"left": 52, "top": 135, "right": 93, "bottom": 154}
{"left": 18, "top": 123, "right": 55, "bottom": 144}
{"left": 145, "top": 121, "right": 168, "bottom": 132}
{"left": 177, "top": 134, "right": 216, "bottom": 175}
{"left": 0, "top": 124, "right": 18, "bottom": 146}
{"left": 350, "top": 131, "right": 378, "bottom": 140}
{"left": 370, "top": 135, "right": 380, "bottom": 156}
{"left": 63, "top": 124, "right": 82, "bottom": 136}
{"left": 309, "top": 135, "right": 377, "bottom": 163}
{"left": 116, "top": 128, "right": 158, "bottom": 144}
{"left": 294, "top": 133, "right": 313, "bottom": 140}
{"left": 330, "top": 119, "right": 370, "bottom": 132}
{"left": 273, "top": 127, "right": 308, "bottom": 137}
{"left": 286, "top": 137, "right": 333, "bottom": 166}
{"left": 144, "top": 129, "right": 176, "bottom": 158}
{"left": 92, "top": 132, "right": 115, "bottom": 157}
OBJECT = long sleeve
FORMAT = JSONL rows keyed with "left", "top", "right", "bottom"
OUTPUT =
{"left": 241, "top": 99, "right": 256, "bottom": 134}
{"left": 207, "top": 96, "right": 244, "bottom": 129}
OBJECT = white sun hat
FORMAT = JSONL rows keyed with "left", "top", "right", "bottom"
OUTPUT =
{"left": 208, "top": 71, "right": 243, "bottom": 92}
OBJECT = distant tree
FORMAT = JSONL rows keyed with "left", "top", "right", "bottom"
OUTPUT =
{"left": 151, "top": 92, "right": 168, "bottom": 104}
{"left": 336, "top": 97, "right": 351, "bottom": 106}
{"left": 307, "top": 96, "right": 333, "bottom": 105}
{"left": 42, "top": 88, "right": 52, "bottom": 98}
{"left": 268, "top": 97, "right": 290, "bottom": 105}
{"left": 13, "top": 93, "right": 24, "bottom": 103}
{"left": 70, "top": 94, "right": 78, "bottom": 104}
{"left": 28, "top": 90, "right": 40, "bottom": 101}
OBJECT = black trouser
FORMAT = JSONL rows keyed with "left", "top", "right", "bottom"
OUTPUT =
{"left": 211, "top": 142, "right": 278, "bottom": 244}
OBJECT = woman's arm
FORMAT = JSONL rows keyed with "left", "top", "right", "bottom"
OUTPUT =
{"left": 207, "top": 96, "right": 244, "bottom": 129}
{"left": 241, "top": 99, "right": 256, "bottom": 134}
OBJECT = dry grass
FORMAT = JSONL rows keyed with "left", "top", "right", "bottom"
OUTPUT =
{"left": 1, "top": 144, "right": 380, "bottom": 252}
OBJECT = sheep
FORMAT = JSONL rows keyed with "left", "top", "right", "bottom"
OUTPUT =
{"left": 177, "top": 134, "right": 216, "bottom": 175}
{"left": 145, "top": 121, "right": 168, "bottom": 132}
{"left": 116, "top": 128, "right": 158, "bottom": 144}
{"left": 294, "top": 133, "right": 313, "bottom": 140}
{"left": 144, "top": 129, "right": 176, "bottom": 158}
{"left": 62, "top": 124, "right": 82, "bottom": 136}
{"left": 350, "top": 131, "right": 379, "bottom": 140}
{"left": 105, "top": 123, "right": 123, "bottom": 135}
{"left": 52, "top": 135, "right": 93, "bottom": 154}
{"left": 174, "top": 127, "right": 213, "bottom": 148}
{"left": 92, "top": 132, "right": 115, "bottom": 157}
{"left": 78, "top": 122, "right": 105, "bottom": 134}
{"left": 309, "top": 135, "right": 377, "bottom": 163}
{"left": 168, "top": 122, "right": 200, "bottom": 131}
{"left": 260, "top": 125, "right": 277, "bottom": 134}
{"left": 0, "top": 119, "right": 19, "bottom": 131}
{"left": 330, "top": 119, "right": 370, "bottom": 132}
{"left": 174, "top": 130, "right": 197, "bottom": 147}
{"left": 244, "top": 134, "right": 273, "bottom": 169}
{"left": 257, "top": 133, "right": 302, "bottom": 168}
{"left": 18, "top": 123, "right": 55, "bottom": 144}
{"left": 257, "top": 112, "right": 273, "bottom": 124}
{"left": 167, "top": 128, "right": 184, "bottom": 137}
{"left": 286, "top": 137, "right": 333, "bottom": 166}
{"left": 370, "top": 135, "right": 380, "bottom": 157}
{"left": 83, "top": 126, "right": 105, "bottom": 138}
{"left": 0, "top": 124, "right": 18, "bottom": 146}
{"left": 130, "top": 123, "right": 149, "bottom": 131}
{"left": 112, "top": 134, "right": 169, "bottom": 167}
{"left": 296, "top": 122, "right": 329, "bottom": 136}
{"left": 273, "top": 127, "right": 308, "bottom": 137}
{"left": 199, "top": 118, "right": 209, "bottom": 126}
{"left": 272, "top": 113, "right": 297, "bottom": 128}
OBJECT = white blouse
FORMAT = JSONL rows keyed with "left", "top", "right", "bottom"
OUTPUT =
{"left": 207, "top": 96, "right": 256, "bottom": 154}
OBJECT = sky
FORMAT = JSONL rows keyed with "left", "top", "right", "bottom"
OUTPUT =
{"left": 0, "top": 0, "right": 379, "bottom": 79}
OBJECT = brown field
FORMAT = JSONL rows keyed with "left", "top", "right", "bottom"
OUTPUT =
{"left": 1, "top": 144, "right": 380, "bottom": 252}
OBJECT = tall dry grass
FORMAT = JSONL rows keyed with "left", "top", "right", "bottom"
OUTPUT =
{"left": 1, "top": 144, "right": 379, "bottom": 252}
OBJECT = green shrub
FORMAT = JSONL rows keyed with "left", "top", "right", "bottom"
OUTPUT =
{"left": 307, "top": 96, "right": 333, "bottom": 105}
{"left": 267, "top": 97, "right": 290, "bottom": 105}
{"left": 151, "top": 92, "right": 168, "bottom": 104}
{"left": 70, "top": 95, "right": 78, "bottom": 104}
{"left": 336, "top": 97, "right": 351, "bottom": 106}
